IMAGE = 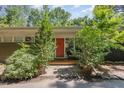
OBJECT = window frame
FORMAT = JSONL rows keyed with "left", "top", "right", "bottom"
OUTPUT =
{"left": 25, "top": 36, "right": 35, "bottom": 43}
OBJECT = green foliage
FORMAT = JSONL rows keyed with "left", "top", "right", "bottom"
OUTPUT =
{"left": 3, "top": 5, "right": 55, "bottom": 80}
{"left": 5, "top": 6, "right": 27, "bottom": 27}
{"left": 49, "top": 7, "right": 71, "bottom": 27}
{"left": 75, "top": 26, "right": 110, "bottom": 66}
{"left": 0, "top": 17, "right": 8, "bottom": 27}
{"left": 114, "top": 31, "right": 124, "bottom": 43}
{"left": 70, "top": 16, "right": 88, "bottom": 26}
{"left": 27, "top": 8, "right": 42, "bottom": 27}
{"left": 4, "top": 44, "right": 38, "bottom": 79}
{"left": 93, "top": 5, "right": 123, "bottom": 32}
{"left": 30, "top": 5, "right": 55, "bottom": 66}
{"left": 93, "top": 5, "right": 124, "bottom": 50}
{"left": 75, "top": 5, "right": 124, "bottom": 68}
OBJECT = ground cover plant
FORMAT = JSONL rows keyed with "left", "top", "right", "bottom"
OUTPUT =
{"left": 3, "top": 44, "right": 38, "bottom": 80}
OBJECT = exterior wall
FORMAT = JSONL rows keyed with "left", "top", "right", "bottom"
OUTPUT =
{"left": 0, "top": 27, "right": 82, "bottom": 61}
{"left": 0, "top": 43, "right": 20, "bottom": 62}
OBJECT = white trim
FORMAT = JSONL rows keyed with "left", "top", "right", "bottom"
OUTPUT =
{"left": 12, "top": 36, "right": 14, "bottom": 42}
{"left": 64, "top": 38, "right": 66, "bottom": 58}
{"left": 73, "top": 37, "right": 76, "bottom": 53}
{"left": 55, "top": 38, "right": 56, "bottom": 58}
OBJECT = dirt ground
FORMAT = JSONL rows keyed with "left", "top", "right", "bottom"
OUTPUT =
{"left": 0, "top": 64, "right": 124, "bottom": 88}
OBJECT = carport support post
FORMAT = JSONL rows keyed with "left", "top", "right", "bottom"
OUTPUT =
{"left": 73, "top": 37, "right": 76, "bottom": 53}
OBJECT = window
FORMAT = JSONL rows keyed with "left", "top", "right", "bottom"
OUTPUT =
{"left": 14, "top": 37, "right": 24, "bottom": 42}
{"left": 25, "top": 36, "right": 35, "bottom": 42}
{"left": 65, "top": 38, "right": 75, "bottom": 58}
{"left": 3, "top": 36, "right": 12, "bottom": 42}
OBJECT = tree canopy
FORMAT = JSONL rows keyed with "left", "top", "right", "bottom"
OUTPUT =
{"left": 5, "top": 6, "right": 28, "bottom": 27}
{"left": 0, "top": 5, "right": 124, "bottom": 28}
{"left": 49, "top": 7, "right": 71, "bottom": 27}
{"left": 75, "top": 5, "right": 124, "bottom": 76}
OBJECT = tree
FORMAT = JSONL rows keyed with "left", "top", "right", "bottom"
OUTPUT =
{"left": 93, "top": 5, "right": 124, "bottom": 49}
{"left": 49, "top": 7, "right": 71, "bottom": 27}
{"left": 30, "top": 5, "right": 55, "bottom": 74}
{"left": 0, "top": 16, "right": 8, "bottom": 27}
{"left": 27, "top": 8, "right": 41, "bottom": 27}
{"left": 70, "top": 16, "right": 93, "bottom": 26}
{"left": 75, "top": 25, "right": 110, "bottom": 77}
{"left": 70, "top": 17, "right": 85, "bottom": 26}
{"left": 3, "top": 5, "right": 55, "bottom": 80}
{"left": 75, "top": 5, "right": 124, "bottom": 77}
{"left": 5, "top": 6, "right": 26, "bottom": 27}
{"left": 93, "top": 5, "right": 123, "bottom": 32}
{"left": 20, "top": 6, "right": 32, "bottom": 27}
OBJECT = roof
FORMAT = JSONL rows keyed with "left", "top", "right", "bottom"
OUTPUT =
{"left": 0, "top": 27, "right": 82, "bottom": 32}
{"left": 0, "top": 27, "right": 82, "bottom": 38}
{"left": 0, "top": 26, "right": 82, "bottom": 30}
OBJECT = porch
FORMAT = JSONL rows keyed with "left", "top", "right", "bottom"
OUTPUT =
{"left": 49, "top": 59, "right": 78, "bottom": 65}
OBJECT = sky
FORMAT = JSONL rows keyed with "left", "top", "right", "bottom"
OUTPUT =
{"left": 40, "top": 5, "right": 94, "bottom": 19}
{"left": 0, "top": 5, "right": 95, "bottom": 19}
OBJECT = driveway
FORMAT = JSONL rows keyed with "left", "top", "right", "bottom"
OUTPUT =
{"left": 0, "top": 65, "right": 124, "bottom": 88}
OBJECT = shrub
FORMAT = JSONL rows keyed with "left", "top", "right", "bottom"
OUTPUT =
{"left": 30, "top": 6, "right": 55, "bottom": 67}
{"left": 3, "top": 6, "right": 55, "bottom": 79}
{"left": 4, "top": 47, "right": 38, "bottom": 80}
{"left": 75, "top": 27, "right": 110, "bottom": 67}
{"left": 75, "top": 6, "right": 124, "bottom": 77}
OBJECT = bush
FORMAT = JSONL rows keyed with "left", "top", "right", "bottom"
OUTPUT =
{"left": 75, "top": 27, "right": 111, "bottom": 77}
{"left": 4, "top": 48, "right": 38, "bottom": 80}
{"left": 75, "top": 6, "right": 124, "bottom": 77}
{"left": 3, "top": 6, "right": 55, "bottom": 80}
{"left": 30, "top": 7, "right": 55, "bottom": 67}
{"left": 75, "top": 27, "right": 110, "bottom": 67}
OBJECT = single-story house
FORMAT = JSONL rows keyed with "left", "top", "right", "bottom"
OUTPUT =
{"left": 0, "top": 27, "right": 82, "bottom": 61}
{"left": 0, "top": 27, "right": 124, "bottom": 62}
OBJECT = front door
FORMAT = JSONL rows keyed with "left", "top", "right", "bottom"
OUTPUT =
{"left": 56, "top": 38, "right": 64, "bottom": 57}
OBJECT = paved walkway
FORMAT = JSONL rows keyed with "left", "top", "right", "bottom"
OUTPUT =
{"left": 1, "top": 78, "right": 124, "bottom": 88}
{"left": 0, "top": 65, "right": 124, "bottom": 88}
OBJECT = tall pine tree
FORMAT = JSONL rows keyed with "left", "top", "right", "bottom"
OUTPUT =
{"left": 30, "top": 5, "right": 55, "bottom": 67}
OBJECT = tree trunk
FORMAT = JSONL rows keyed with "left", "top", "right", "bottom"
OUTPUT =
{"left": 37, "top": 64, "right": 46, "bottom": 75}
{"left": 81, "top": 64, "right": 93, "bottom": 77}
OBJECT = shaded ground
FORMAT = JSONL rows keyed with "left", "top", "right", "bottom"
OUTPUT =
{"left": 0, "top": 65, "right": 124, "bottom": 88}
{"left": 0, "top": 63, "right": 5, "bottom": 76}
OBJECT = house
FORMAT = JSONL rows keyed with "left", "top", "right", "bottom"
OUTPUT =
{"left": 0, "top": 27, "right": 82, "bottom": 61}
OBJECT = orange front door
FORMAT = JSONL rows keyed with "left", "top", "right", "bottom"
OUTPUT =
{"left": 56, "top": 38, "right": 64, "bottom": 57}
